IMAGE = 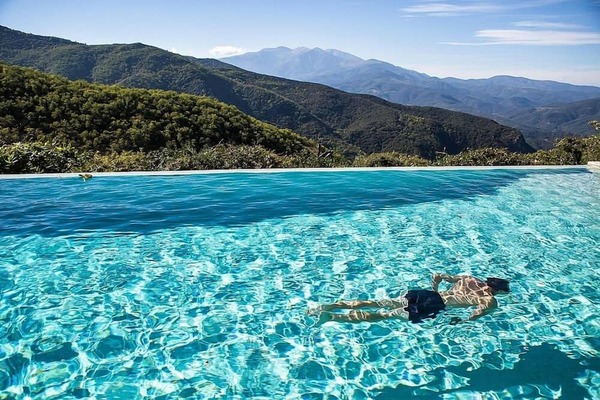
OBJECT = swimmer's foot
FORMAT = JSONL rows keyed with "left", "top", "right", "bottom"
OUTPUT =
{"left": 307, "top": 306, "right": 322, "bottom": 316}
{"left": 307, "top": 304, "right": 336, "bottom": 315}
{"left": 315, "top": 312, "right": 333, "bottom": 326}
{"left": 307, "top": 310, "right": 333, "bottom": 327}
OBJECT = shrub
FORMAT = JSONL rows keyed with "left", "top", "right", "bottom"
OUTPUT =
{"left": 523, "top": 131, "right": 600, "bottom": 165}
{"left": 434, "top": 148, "right": 530, "bottom": 166}
{"left": 82, "top": 151, "right": 155, "bottom": 172}
{"left": 581, "top": 134, "right": 600, "bottom": 162}
{"left": 191, "top": 145, "right": 289, "bottom": 170}
{"left": 353, "top": 152, "right": 429, "bottom": 167}
{"left": 0, "top": 142, "right": 82, "bottom": 173}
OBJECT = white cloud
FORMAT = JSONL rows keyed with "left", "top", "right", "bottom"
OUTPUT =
{"left": 514, "top": 21, "right": 585, "bottom": 30}
{"left": 478, "top": 29, "right": 600, "bottom": 45}
{"left": 444, "top": 29, "right": 600, "bottom": 46}
{"left": 209, "top": 45, "right": 247, "bottom": 58}
{"left": 401, "top": 0, "right": 566, "bottom": 17}
{"left": 401, "top": 2, "right": 503, "bottom": 16}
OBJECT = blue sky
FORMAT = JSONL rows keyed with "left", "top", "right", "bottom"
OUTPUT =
{"left": 1, "top": 0, "right": 599, "bottom": 86}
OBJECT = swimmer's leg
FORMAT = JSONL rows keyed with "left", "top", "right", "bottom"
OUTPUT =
{"left": 328, "top": 309, "right": 400, "bottom": 323}
{"left": 310, "top": 307, "right": 408, "bottom": 325}
{"left": 315, "top": 299, "right": 405, "bottom": 312}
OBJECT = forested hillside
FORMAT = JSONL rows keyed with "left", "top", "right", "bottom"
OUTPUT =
{"left": 0, "top": 25, "right": 534, "bottom": 158}
{"left": 1, "top": 63, "right": 598, "bottom": 174}
{"left": 0, "top": 63, "right": 329, "bottom": 172}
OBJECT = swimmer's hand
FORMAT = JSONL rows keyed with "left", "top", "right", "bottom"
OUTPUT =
{"left": 449, "top": 317, "right": 463, "bottom": 325}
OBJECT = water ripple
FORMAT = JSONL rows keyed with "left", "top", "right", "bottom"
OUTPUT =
{"left": 0, "top": 168, "right": 598, "bottom": 398}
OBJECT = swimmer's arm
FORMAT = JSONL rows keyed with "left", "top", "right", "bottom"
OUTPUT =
{"left": 432, "top": 273, "right": 464, "bottom": 291}
{"left": 468, "top": 297, "right": 498, "bottom": 321}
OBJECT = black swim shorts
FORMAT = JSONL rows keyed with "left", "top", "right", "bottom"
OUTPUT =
{"left": 404, "top": 289, "right": 446, "bottom": 323}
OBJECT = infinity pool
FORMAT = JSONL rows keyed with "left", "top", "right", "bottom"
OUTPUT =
{"left": 0, "top": 167, "right": 599, "bottom": 399}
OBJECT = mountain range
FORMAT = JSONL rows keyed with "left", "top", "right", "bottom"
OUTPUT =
{"left": 222, "top": 47, "right": 600, "bottom": 149}
{"left": 0, "top": 26, "right": 534, "bottom": 158}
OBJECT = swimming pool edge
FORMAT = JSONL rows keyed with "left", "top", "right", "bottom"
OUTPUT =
{"left": 0, "top": 164, "right": 594, "bottom": 179}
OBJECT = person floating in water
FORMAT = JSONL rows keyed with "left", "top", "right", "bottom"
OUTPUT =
{"left": 308, "top": 274, "right": 510, "bottom": 324}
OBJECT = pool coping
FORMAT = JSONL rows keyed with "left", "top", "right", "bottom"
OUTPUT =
{"left": 0, "top": 164, "right": 594, "bottom": 179}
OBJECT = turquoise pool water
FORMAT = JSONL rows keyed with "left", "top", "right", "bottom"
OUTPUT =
{"left": 0, "top": 168, "right": 599, "bottom": 399}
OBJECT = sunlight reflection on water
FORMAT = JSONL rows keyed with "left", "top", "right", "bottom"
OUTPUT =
{"left": 0, "top": 168, "right": 598, "bottom": 399}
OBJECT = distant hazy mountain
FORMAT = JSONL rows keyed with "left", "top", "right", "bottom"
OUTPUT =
{"left": 223, "top": 47, "right": 432, "bottom": 88}
{"left": 223, "top": 47, "right": 600, "bottom": 148}
{"left": 221, "top": 47, "right": 366, "bottom": 82}
{"left": 507, "top": 98, "right": 600, "bottom": 149}
{"left": 0, "top": 25, "right": 533, "bottom": 158}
